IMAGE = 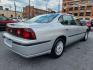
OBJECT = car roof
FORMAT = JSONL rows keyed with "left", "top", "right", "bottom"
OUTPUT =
{"left": 43, "top": 13, "right": 72, "bottom": 16}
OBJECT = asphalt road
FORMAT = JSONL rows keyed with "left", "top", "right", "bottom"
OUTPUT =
{"left": 0, "top": 31, "right": 93, "bottom": 70}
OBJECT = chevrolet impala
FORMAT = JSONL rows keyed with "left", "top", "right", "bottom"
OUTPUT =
{"left": 3, "top": 13, "right": 89, "bottom": 58}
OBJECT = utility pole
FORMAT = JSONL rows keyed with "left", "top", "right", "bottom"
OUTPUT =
{"left": 28, "top": 0, "right": 35, "bottom": 18}
{"left": 9, "top": 5, "right": 12, "bottom": 11}
{"left": 29, "top": 0, "right": 30, "bottom": 19}
{"left": 8, "top": 0, "right": 17, "bottom": 18}
{"left": 58, "top": 0, "right": 60, "bottom": 13}
{"left": 43, "top": 0, "right": 48, "bottom": 14}
{"left": 45, "top": 0, "right": 48, "bottom": 14}
{"left": 14, "top": 0, "right": 17, "bottom": 18}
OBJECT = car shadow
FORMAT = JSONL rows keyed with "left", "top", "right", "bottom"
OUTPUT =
{"left": 63, "top": 40, "right": 83, "bottom": 52}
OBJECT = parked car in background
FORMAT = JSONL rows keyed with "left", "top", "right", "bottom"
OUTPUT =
{"left": 3, "top": 13, "right": 89, "bottom": 58}
{"left": 80, "top": 19, "right": 91, "bottom": 31}
{"left": 12, "top": 18, "right": 20, "bottom": 22}
{"left": 79, "top": 18, "right": 90, "bottom": 21}
{"left": 0, "top": 16, "right": 17, "bottom": 30}
{"left": 80, "top": 20, "right": 86, "bottom": 26}
{"left": 86, "top": 21, "right": 91, "bottom": 31}
{"left": 12, "top": 17, "right": 27, "bottom": 22}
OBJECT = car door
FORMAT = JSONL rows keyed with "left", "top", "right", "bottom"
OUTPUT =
{"left": 74, "top": 18, "right": 86, "bottom": 39}
{"left": 64, "top": 15, "right": 80, "bottom": 44}
{"left": 59, "top": 15, "right": 77, "bottom": 44}
{"left": 68, "top": 16, "right": 85, "bottom": 42}
{"left": 58, "top": 15, "right": 82, "bottom": 44}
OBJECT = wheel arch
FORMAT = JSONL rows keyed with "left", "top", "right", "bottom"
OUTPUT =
{"left": 55, "top": 35, "right": 67, "bottom": 46}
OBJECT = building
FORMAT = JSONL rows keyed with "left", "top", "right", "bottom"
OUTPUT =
{"left": 0, "top": 6, "right": 23, "bottom": 18}
{"left": 62, "top": 0, "right": 93, "bottom": 20}
{"left": 23, "top": 6, "right": 55, "bottom": 18}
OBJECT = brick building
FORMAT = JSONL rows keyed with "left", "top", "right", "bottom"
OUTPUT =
{"left": 23, "top": 6, "right": 55, "bottom": 18}
{"left": 62, "top": 0, "right": 93, "bottom": 20}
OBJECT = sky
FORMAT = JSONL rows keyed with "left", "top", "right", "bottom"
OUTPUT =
{"left": 0, "top": 0, "right": 63, "bottom": 12}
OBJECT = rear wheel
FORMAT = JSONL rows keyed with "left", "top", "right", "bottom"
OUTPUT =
{"left": 51, "top": 38, "right": 64, "bottom": 58}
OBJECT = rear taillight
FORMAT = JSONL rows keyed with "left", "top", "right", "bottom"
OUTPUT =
{"left": 22, "top": 28, "right": 36, "bottom": 40}
{"left": 6, "top": 27, "right": 36, "bottom": 40}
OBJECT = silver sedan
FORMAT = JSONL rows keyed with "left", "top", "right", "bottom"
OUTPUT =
{"left": 3, "top": 13, "right": 89, "bottom": 58}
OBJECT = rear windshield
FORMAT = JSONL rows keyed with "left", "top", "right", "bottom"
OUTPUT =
{"left": 25, "top": 14, "right": 58, "bottom": 23}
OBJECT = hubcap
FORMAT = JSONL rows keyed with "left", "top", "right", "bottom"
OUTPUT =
{"left": 55, "top": 41, "right": 63, "bottom": 55}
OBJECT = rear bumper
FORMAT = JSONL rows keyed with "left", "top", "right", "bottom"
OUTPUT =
{"left": 3, "top": 34, "right": 52, "bottom": 58}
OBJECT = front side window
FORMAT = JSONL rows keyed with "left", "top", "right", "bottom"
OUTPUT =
{"left": 63, "top": 15, "right": 77, "bottom": 25}
{"left": 63, "top": 15, "right": 71, "bottom": 25}
{"left": 26, "top": 14, "right": 58, "bottom": 23}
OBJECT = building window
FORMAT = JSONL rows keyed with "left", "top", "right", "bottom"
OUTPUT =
{"left": 86, "top": 12, "right": 91, "bottom": 16}
{"left": 79, "top": 13, "right": 84, "bottom": 16}
{"left": 69, "top": 13, "right": 72, "bottom": 14}
{"left": 85, "top": 18, "right": 90, "bottom": 20}
{"left": 87, "top": 6, "right": 92, "bottom": 10}
{"left": 81, "top": 0, "right": 86, "bottom": 4}
{"left": 74, "top": 13, "right": 78, "bottom": 16}
{"left": 63, "top": 9, "right": 66, "bottom": 12}
{"left": 74, "top": 7, "right": 78, "bottom": 10}
{"left": 68, "top": 2, "right": 73, "bottom": 5}
{"left": 5, "top": 8, "right": 9, "bottom": 11}
{"left": 80, "top": 6, "right": 85, "bottom": 10}
{"left": 69, "top": 8, "right": 73, "bottom": 11}
{"left": 0, "top": 6, "right": 3, "bottom": 10}
{"left": 63, "top": 3, "right": 66, "bottom": 6}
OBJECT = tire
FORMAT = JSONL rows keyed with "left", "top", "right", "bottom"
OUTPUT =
{"left": 82, "top": 32, "right": 89, "bottom": 41}
{"left": 51, "top": 38, "right": 64, "bottom": 58}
